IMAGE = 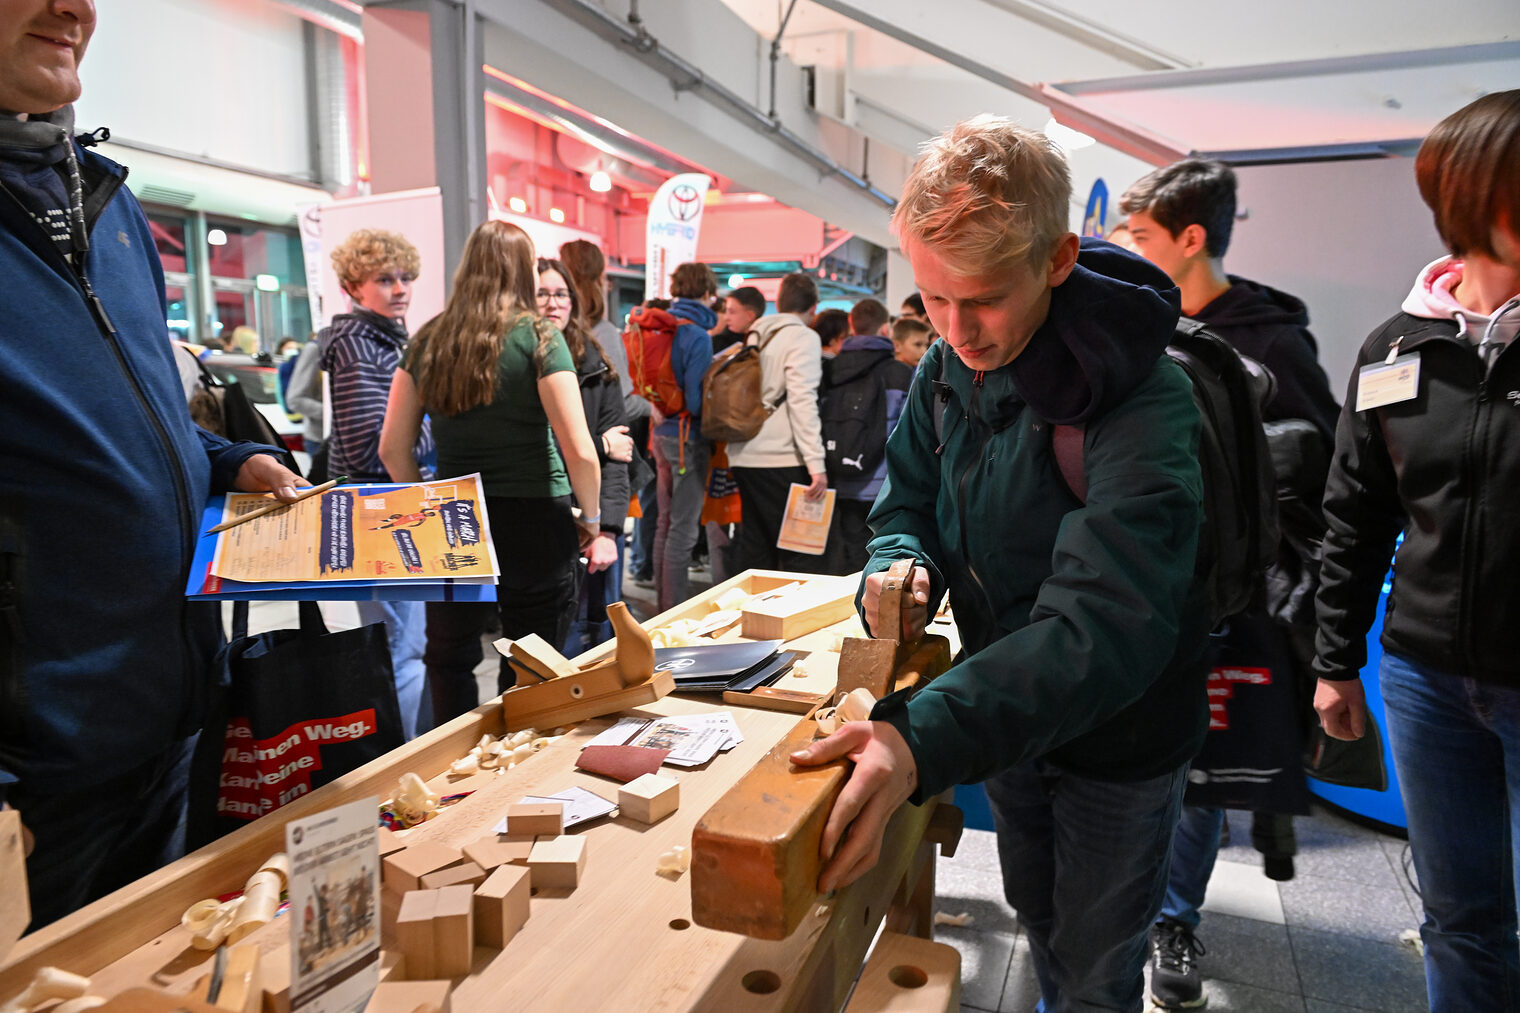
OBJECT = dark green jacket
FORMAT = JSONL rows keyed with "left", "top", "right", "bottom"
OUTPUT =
{"left": 864, "top": 240, "right": 1212, "bottom": 799}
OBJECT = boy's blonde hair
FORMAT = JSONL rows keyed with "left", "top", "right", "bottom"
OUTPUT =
{"left": 892, "top": 115, "right": 1072, "bottom": 276}
{"left": 330, "top": 228, "right": 421, "bottom": 293}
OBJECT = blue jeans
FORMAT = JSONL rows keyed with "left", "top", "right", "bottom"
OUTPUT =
{"left": 355, "top": 599, "right": 428, "bottom": 740}
{"left": 1159, "top": 804, "right": 1225, "bottom": 928}
{"left": 1380, "top": 650, "right": 1520, "bottom": 1012}
{"left": 986, "top": 759, "right": 1188, "bottom": 1012}
{"left": 653, "top": 432, "right": 709, "bottom": 613}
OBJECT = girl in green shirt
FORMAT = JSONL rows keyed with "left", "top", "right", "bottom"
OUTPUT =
{"left": 380, "top": 220, "right": 601, "bottom": 723}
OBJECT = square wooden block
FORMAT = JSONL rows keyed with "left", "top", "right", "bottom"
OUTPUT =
{"left": 420, "top": 861, "right": 486, "bottom": 891}
{"left": 395, "top": 889, "right": 438, "bottom": 981}
{"left": 618, "top": 773, "right": 680, "bottom": 825}
{"left": 506, "top": 802, "right": 564, "bottom": 837}
{"left": 461, "top": 835, "right": 534, "bottom": 871}
{"left": 473, "top": 864, "right": 531, "bottom": 949}
{"left": 363, "top": 980, "right": 452, "bottom": 1013}
{"left": 432, "top": 884, "right": 474, "bottom": 979}
{"left": 526, "top": 835, "right": 586, "bottom": 891}
{"left": 383, "top": 841, "right": 462, "bottom": 894}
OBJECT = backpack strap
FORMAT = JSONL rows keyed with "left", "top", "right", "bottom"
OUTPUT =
{"left": 746, "top": 328, "right": 789, "bottom": 415}
{"left": 1050, "top": 424, "right": 1087, "bottom": 502}
{"left": 929, "top": 353, "right": 954, "bottom": 451}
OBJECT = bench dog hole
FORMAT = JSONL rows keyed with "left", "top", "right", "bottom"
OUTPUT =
{"left": 741, "top": 970, "right": 782, "bottom": 994}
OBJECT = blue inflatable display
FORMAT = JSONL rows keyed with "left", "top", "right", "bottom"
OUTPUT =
{"left": 1307, "top": 568, "right": 1407, "bottom": 831}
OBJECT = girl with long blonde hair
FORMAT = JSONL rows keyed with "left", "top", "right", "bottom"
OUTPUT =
{"left": 381, "top": 220, "right": 601, "bottom": 723}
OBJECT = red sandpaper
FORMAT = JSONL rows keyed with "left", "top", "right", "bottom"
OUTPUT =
{"left": 575, "top": 744, "right": 670, "bottom": 782}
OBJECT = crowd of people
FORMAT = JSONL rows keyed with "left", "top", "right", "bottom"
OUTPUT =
{"left": 3, "top": 4, "right": 1519, "bottom": 1011}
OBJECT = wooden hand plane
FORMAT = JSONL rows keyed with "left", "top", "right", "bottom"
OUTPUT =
{"left": 496, "top": 601, "right": 670, "bottom": 732}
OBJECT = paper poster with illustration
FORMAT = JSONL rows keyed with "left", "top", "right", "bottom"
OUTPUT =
{"left": 287, "top": 797, "right": 381, "bottom": 1013}
{"left": 208, "top": 476, "right": 499, "bottom": 583}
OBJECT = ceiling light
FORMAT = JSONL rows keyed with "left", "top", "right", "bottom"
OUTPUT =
{"left": 549, "top": 208, "right": 565, "bottom": 223}
{"left": 728, "top": 274, "right": 746, "bottom": 288}
{"left": 508, "top": 196, "right": 527, "bottom": 214}
{"left": 589, "top": 170, "right": 612, "bottom": 193}
{"left": 207, "top": 228, "right": 228, "bottom": 246}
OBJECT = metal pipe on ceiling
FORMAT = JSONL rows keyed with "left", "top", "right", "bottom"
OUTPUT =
{"left": 541, "top": 0, "right": 895, "bottom": 209}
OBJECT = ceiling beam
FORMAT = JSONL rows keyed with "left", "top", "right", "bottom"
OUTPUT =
{"left": 977, "top": 0, "right": 1195, "bottom": 71}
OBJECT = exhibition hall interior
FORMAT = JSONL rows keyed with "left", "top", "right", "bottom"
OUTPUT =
{"left": 2, "top": 0, "right": 1518, "bottom": 1011}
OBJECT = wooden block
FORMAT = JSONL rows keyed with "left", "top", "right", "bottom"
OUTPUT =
{"left": 95, "top": 989, "right": 224, "bottom": 1012}
{"left": 721, "top": 686, "right": 824, "bottom": 714}
{"left": 460, "top": 835, "right": 533, "bottom": 871}
{"left": 258, "top": 946, "right": 290, "bottom": 1013}
{"left": 841, "top": 930, "right": 961, "bottom": 1013}
{"left": 526, "top": 835, "right": 586, "bottom": 891}
{"left": 740, "top": 576, "right": 858, "bottom": 641}
{"left": 0, "top": 809, "right": 28, "bottom": 963}
{"left": 419, "top": 861, "right": 486, "bottom": 891}
{"left": 505, "top": 802, "right": 564, "bottom": 837}
{"left": 377, "top": 949, "right": 406, "bottom": 984}
{"left": 362, "top": 980, "right": 452, "bottom": 1013}
{"left": 431, "top": 884, "right": 474, "bottom": 979}
{"left": 692, "top": 632, "right": 953, "bottom": 940}
{"left": 506, "top": 633, "right": 577, "bottom": 682}
{"left": 376, "top": 827, "right": 407, "bottom": 858}
{"left": 383, "top": 842, "right": 462, "bottom": 893}
{"left": 473, "top": 864, "right": 530, "bottom": 949}
{"left": 617, "top": 773, "right": 679, "bottom": 825}
{"left": 395, "top": 889, "right": 438, "bottom": 981}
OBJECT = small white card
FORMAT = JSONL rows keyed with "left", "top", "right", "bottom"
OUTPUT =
{"left": 286, "top": 798, "right": 381, "bottom": 1013}
{"left": 1356, "top": 353, "right": 1421, "bottom": 412}
{"left": 492, "top": 786, "right": 618, "bottom": 832}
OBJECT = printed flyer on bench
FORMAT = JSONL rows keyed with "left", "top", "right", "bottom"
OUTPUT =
{"left": 188, "top": 475, "right": 500, "bottom": 600}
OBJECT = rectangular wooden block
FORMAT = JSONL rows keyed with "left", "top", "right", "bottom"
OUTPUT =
{"left": 258, "top": 945, "right": 290, "bottom": 1013}
{"left": 505, "top": 802, "right": 564, "bottom": 837}
{"left": 740, "top": 577, "right": 858, "bottom": 641}
{"left": 526, "top": 835, "right": 586, "bottom": 891}
{"left": 212, "top": 943, "right": 262, "bottom": 1013}
{"left": 473, "top": 864, "right": 531, "bottom": 949}
{"left": 431, "top": 884, "right": 474, "bottom": 979}
{"left": 419, "top": 861, "right": 486, "bottom": 891}
{"left": 377, "top": 949, "right": 406, "bottom": 984}
{"left": 617, "top": 773, "right": 679, "bottom": 825}
{"left": 383, "top": 841, "right": 462, "bottom": 894}
{"left": 460, "top": 835, "right": 533, "bottom": 871}
{"left": 396, "top": 889, "right": 439, "bottom": 981}
{"left": 362, "top": 980, "right": 452, "bottom": 1013}
{"left": 376, "top": 827, "right": 407, "bottom": 858}
{"left": 842, "top": 930, "right": 962, "bottom": 1013}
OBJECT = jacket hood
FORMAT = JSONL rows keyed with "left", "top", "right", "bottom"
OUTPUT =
{"left": 669, "top": 297, "right": 717, "bottom": 330}
{"left": 1196, "top": 276, "right": 1311, "bottom": 333}
{"left": 831, "top": 336, "right": 895, "bottom": 384}
{"left": 1401, "top": 254, "right": 1520, "bottom": 348}
{"left": 998, "top": 238, "right": 1181, "bottom": 425}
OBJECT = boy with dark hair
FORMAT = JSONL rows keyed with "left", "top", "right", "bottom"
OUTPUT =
{"left": 900, "top": 291, "right": 927, "bottom": 322}
{"left": 726, "top": 271, "right": 828, "bottom": 573}
{"left": 794, "top": 115, "right": 1209, "bottom": 1011}
{"left": 891, "top": 317, "right": 932, "bottom": 368}
{"left": 812, "top": 308, "right": 850, "bottom": 359}
{"left": 647, "top": 261, "right": 717, "bottom": 611}
{"left": 849, "top": 298, "right": 891, "bottom": 337}
{"left": 820, "top": 299, "right": 913, "bottom": 574}
{"left": 1120, "top": 157, "right": 1339, "bottom": 1009}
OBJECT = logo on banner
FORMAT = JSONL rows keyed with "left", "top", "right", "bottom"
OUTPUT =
{"left": 668, "top": 183, "right": 703, "bottom": 222}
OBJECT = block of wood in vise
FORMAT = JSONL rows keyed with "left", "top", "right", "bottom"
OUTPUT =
{"left": 690, "top": 559, "right": 952, "bottom": 940}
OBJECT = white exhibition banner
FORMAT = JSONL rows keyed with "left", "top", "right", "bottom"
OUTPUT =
{"left": 644, "top": 172, "right": 712, "bottom": 300}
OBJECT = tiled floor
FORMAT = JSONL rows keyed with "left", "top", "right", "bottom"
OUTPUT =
{"left": 941, "top": 805, "right": 1429, "bottom": 1012}
{"left": 236, "top": 597, "right": 1429, "bottom": 1012}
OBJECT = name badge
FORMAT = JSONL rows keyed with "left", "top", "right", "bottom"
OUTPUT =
{"left": 1356, "top": 353, "right": 1421, "bottom": 412}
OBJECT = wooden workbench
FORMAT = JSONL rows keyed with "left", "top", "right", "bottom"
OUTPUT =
{"left": 0, "top": 570, "right": 961, "bottom": 1011}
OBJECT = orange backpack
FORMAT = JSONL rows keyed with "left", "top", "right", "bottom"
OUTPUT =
{"left": 622, "top": 305, "right": 687, "bottom": 417}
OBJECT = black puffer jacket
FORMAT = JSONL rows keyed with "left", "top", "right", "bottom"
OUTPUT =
{"left": 576, "top": 338, "right": 630, "bottom": 534}
{"left": 1313, "top": 311, "right": 1520, "bottom": 685}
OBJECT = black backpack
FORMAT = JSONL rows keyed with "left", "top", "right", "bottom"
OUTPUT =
{"left": 932, "top": 317, "right": 1279, "bottom": 628}
{"left": 820, "top": 349, "right": 903, "bottom": 483}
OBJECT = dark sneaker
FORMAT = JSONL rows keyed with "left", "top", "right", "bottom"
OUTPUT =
{"left": 1149, "top": 917, "right": 1207, "bottom": 1009}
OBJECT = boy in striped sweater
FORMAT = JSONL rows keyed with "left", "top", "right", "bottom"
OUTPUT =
{"left": 320, "top": 228, "right": 434, "bottom": 738}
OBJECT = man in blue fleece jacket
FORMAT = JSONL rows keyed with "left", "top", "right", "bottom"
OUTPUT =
{"left": 0, "top": 0, "right": 305, "bottom": 930}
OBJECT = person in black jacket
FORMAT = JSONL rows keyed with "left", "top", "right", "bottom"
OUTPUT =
{"left": 1120, "top": 158, "right": 1340, "bottom": 1009}
{"left": 1314, "top": 90, "right": 1520, "bottom": 1013}
{"left": 537, "top": 258, "right": 631, "bottom": 652}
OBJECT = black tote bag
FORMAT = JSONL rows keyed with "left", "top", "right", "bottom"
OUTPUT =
{"left": 188, "top": 601, "right": 404, "bottom": 847}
